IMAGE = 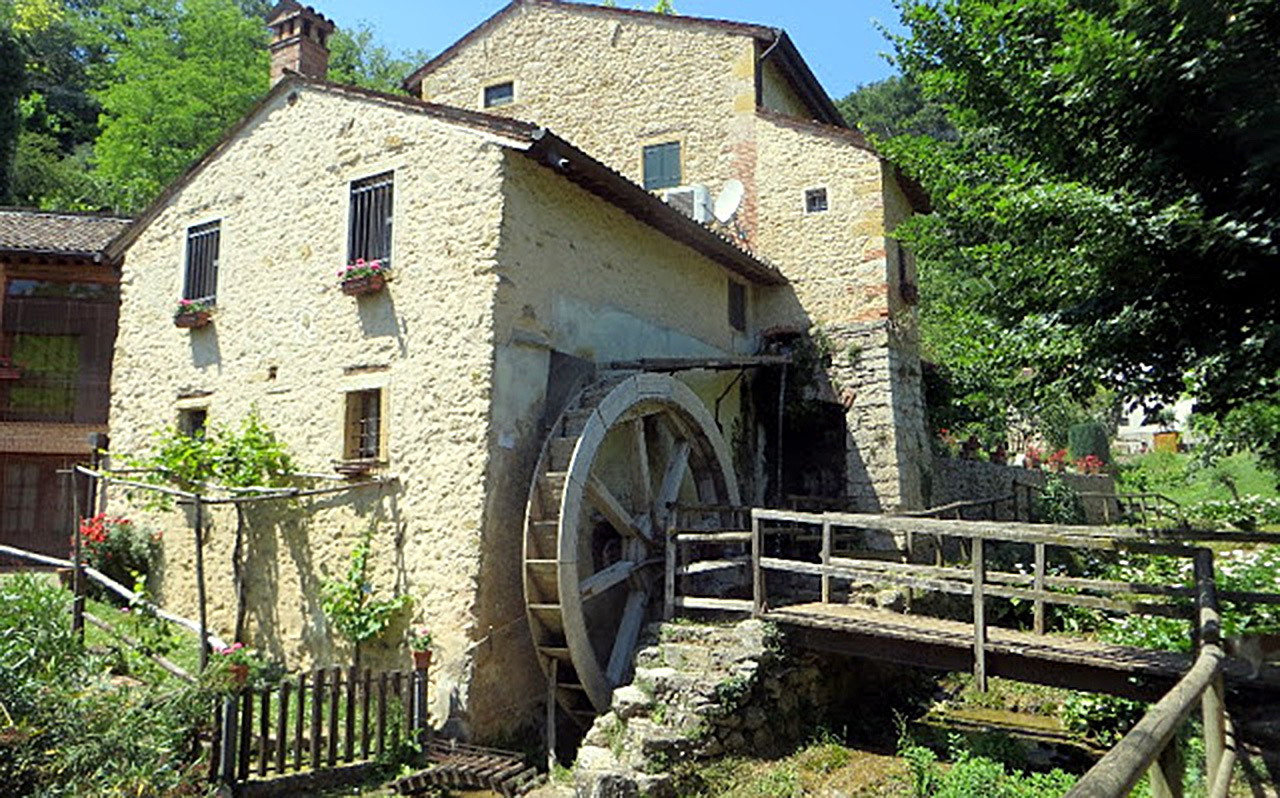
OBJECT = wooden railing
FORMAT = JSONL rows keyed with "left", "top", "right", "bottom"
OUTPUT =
{"left": 1079, "top": 491, "right": 1188, "bottom": 528}
{"left": 1066, "top": 550, "right": 1231, "bottom": 798}
{"left": 746, "top": 509, "right": 1208, "bottom": 691}
{"left": 212, "top": 665, "right": 429, "bottom": 788}
{"left": 664, "top": 504, "right": 754, "bottom": 618}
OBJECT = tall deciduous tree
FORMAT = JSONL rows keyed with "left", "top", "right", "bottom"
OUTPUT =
{"left": 88, "top": 0, "right": 268, "bottom": 212}
{"left": 838, "top": 75, "right": 955, "bottom": 141}
{"left": 885, "top": 0, "right": 1280, "bottom": 471}
{"left": 327, "top": 22, "right": 428, "bottom": 94}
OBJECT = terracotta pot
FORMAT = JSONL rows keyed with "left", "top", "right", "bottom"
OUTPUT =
{"left": 228, "top": 663, "right": 249, "bottom": 685}
{"left": 412, "top": 649, "right": 432, "bottom": 671}
{"left": 173, "top": 311, "right": 211, "bottom": 329}
{"left": 341, "top": 273, "right": 386, "bottom": 296}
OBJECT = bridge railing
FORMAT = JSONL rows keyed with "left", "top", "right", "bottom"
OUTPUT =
{"left": 1066, "top": 549, "right": 1231, "bottom": 798}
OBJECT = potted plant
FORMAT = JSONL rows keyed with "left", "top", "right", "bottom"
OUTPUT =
{"left": 174, "top": 298, "right": 213, "bottom": 328}
{"left": 216, "top": 642, "right": 257, "bottom": 686}
{"left": 1047, "top": 448, "right": 1068, "bottom": 473}
{"left": 408, "top": 625, "right": 433, "bottom": 671}
{"left": 338, "top": 258, "right": 388, "bottom": 296}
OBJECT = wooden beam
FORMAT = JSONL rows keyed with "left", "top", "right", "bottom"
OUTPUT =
{"left": 605, "top": 355, "right": 790, "bottom": 372}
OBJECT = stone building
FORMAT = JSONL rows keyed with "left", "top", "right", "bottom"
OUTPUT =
{"left": 406, "top": 0, "right": 932, "bottom": 511}
{"left": 0, "top": 209, "right": 128, "bottom": 560}
{"left": 105, "top": 1, "right": 931, "bottom": 739}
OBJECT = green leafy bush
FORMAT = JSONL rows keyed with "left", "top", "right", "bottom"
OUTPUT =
{"left": 1031, "top": 474, "right": 1085, "bottom": 525}
{"left": 322, "top": 526, "right": 410, "bottom": 667}
{"left": 0, "top": 574, "right": 215, "bottom": 794}
{"left": 78, "top": 513, "right": 160, "bottom": 600}
{"left": 1068, "top": 422, "right": 1110, "bottom": 464}
{"left": 897, "top": 733, "right": 1076, "bottom": 797}
{"left": 128, "top": 409, "right": 295, "bottom": 499}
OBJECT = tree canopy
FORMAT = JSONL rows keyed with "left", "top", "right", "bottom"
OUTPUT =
{"left": 883, "top": 0, "right": 1280, "bottom": 470}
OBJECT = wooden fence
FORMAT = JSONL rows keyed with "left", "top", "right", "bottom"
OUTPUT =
{"left": 212, "top": 665, "right": 429, "bottom": 788}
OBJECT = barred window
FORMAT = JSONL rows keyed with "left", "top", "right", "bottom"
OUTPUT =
{"left": 183, "top": 221, "right": 220, "bottom": 301}
{"left": 344, "top": 389, "right": 382, "bottom": 460}
{"left": 804, "top": 187, "right": 829, "bottom": 214}
{"left": 348, "top": 172, "right": 394, "bottom": 264}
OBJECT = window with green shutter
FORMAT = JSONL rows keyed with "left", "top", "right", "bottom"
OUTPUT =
{"left": 643, "top": 142, "right": 682, "bottom": 190}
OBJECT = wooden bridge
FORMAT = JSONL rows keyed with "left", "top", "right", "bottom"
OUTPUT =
{"left": 664, "top": 507, "right": 1280, "bottom": 796}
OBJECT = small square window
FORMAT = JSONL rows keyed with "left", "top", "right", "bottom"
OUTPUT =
{"left": 344, "top": 389, "right": 382, "bottom": 460}
{"left": 183, "top": 221, "right": 220, "bottom": 301}
{"left": 804, "top": 187, "right": 829, "bottom": 214}
{"left": 484, "top": 81, "right": 515, "bottom": 108}
{"left": 178, "top": 408, "right": 207, "bottom": 438}
{"left": 643, "top": 141, "right": 682, "bottom": 191}
{"left": 348, "top": 172, "right": 393, "bottom": 265}
{"left": 728, "top": 280, "right": 746, "bottom": 332}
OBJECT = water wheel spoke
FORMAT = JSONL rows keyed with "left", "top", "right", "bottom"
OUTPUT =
{"left": 586, "top": 475, "right": 651, "bottom": 543}
{"left": 628, "top": 419, "right": 654, "bottom": 526}
{"left": 606, "top": 589, "right": 648, "bottom": 686}
{"left": 580, "top": 559, "right": 636, "bottom": 601}
{"left": 654, "top": 440, "right": 691, "bottom": 530}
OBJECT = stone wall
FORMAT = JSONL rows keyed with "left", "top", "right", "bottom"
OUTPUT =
{"left": 930, "top": 458, "right": 1117, "bottom": 525}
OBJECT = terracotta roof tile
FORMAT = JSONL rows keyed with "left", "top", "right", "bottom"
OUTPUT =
{"left": 0, "top": 209, "right": 132, "bottom": 258}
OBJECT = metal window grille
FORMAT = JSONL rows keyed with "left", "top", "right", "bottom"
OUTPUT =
{"left": 346, "top": 389, "right": 381, "bottom": 460}
{"left": 348, "top": 173, "right": 394, "bottom": 264}
{"left": 484, "top": 81, "right": 514, "bottom": 107}
{"left": 183, "top": 221, "right": 220, "bottom": 301}
{"left": 728, "top": 280, "right": 746, "bottom": 332}
{"left": 804, "top": 188, "right": 829, "bottom": 214}
{"left": 643, "top": 142, "right": 681, "bottom": 191}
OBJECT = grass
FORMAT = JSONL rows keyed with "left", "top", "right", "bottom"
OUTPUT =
{"left": 1115, "top": 451, "right": 1277, "bottom": 506}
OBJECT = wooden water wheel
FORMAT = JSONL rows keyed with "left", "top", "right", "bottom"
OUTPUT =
{"left": 522, "top": 373, "right": 741, "bottom": 725}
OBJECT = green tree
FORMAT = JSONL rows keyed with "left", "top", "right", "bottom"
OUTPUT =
{"left": 0, "top": 24, "right": 22, "bottom": 204}
{"left": 885, "top": 0, "right": 1280, "bottom": 473}
{"left": 87, "top": 0, "right": 268, "bottom": 212}
{"left": 838, "top": 75, "right": 955, "bottom": 141}
{"left": 327, "top": 22, "right": 428, "bottom": 94}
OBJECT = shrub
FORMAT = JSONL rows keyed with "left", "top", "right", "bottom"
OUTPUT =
{"left": 897, "top": 733, "right": 1076, "bottom": 797}
{"left": 1031, "top": 474, "right": 1085, "bottom": 525}
{"left": 1068, "top": 422, "right": 1110, "bottom": 464}
{"left": 1188, "top": 495, "right": 1280, "bottom": 531}
{"left": 78, "top": 513, "right": 161, "bottom": 599}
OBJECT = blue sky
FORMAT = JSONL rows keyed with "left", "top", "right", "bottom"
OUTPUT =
{"left": 318, "top": 1, "right": 906, "bottom": 100}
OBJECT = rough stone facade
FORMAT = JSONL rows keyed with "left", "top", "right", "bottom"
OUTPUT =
{"left": 930, "top": 458, "right": 1117, "bottom": 525}
{"left": 109, "top": 81, "right": 770, "bottom": 738}
{"left": 412, "top": 0, "right": 930, "bottom": 511}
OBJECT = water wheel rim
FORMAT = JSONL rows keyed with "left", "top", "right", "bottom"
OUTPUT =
{"left": 525, "top": 373, "right": 740, "bottom": 716}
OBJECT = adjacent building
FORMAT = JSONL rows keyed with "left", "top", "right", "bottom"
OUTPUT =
{"left": 0, "top": 209, "right": 127, "bottom": 560}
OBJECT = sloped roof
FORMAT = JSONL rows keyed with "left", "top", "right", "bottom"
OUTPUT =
{"left": 401, "top": 0, "right": 845, "bottom": 127}
{"left": 107, "top": 76, "right": 785, "bottom": 286}
{"left": 0, "top": 208, "right": 132, "bottom": 260}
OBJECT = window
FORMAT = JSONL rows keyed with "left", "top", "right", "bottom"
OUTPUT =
{"left": 643, "top": 142, "right": 682, "bottom": 191}
{"left": 348, "top": 172, "right": 394, "bottom": 265}
{"left": 183, "top": 221, "right": 220, "bottom": 301}
{"left": 178, "top": 408, "right": 207, "bottom": 438}
{"left": 344, "top": 389, "right": 382, "bottom": 460}
{"left": 804, "top": 187, "right": 829, "bottom": 214}
{"left": 484, "top": 81, "right": 514, "bottom": 108}
{"left": 728, "top": 280, "right": 746, "bottom": 332}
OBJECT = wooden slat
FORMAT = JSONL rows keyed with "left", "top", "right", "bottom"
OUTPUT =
{"left": 310, "top": 669, "right": 324, "bottom": 769}
{"left": 674, "top": 596, "right": 753, "bottom": 611}
{"left": 238, "top": 689, "right": 253, "bottom": 782}
{"left": 671, "top": 530, "right": 753, "bottom": 543}
{"left": 361, "top": 668, "right": 372, "bottom": 761}
{"left": 259, "top": 687, "right": 270, "bottom": 777}
{"left": 294, "top": 672, "right": 306, "bottom": 772}
{"left": 377, "top": 671, "right": 387, "bottom": 761}
{"left": 328, "top": 666, "right": 340, "bottom": 767}
{"left": 276, "top": 680, "right": 289, "bottom": 775}
{"left": 345, "top": 665, "right": 357, "bottom": 763}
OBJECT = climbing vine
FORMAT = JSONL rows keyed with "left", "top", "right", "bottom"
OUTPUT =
{"left": 126, "top": 409, "right": 295, "bottom": 496}
{"left": 321, "top": 524, "right": 410, "bottom": 668}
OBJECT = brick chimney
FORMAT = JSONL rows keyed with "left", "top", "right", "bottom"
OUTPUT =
{"left": 266, "top": 1, "right": 336, "bottom": 85}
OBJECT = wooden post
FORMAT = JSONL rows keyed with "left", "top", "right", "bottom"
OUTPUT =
{"left": 70, "top": 469, "right": 84, "bottom": 638}
{"left": 327, "top": 666, "right": 340, "bottom": 767}
{"left": 1149, "top": 739, "right": 1185, "bottom": 798}
{"left": 664, "top": 531, "right": 676, "bottom": 620}
{"left": 219, "top": 695, "right": 239, "bottom": 787}
{"left": 310, "top": 668, "right": 324, "bottom": 768}
{"left": 237, "top": 689, "right": 253, "bottom": 782}
{"left": 376, "top": 671, "right": 387, "bottom": 761}
{"left": 361, "top": 668, "right": 372, "bottom": 761}
{"left": 258, "top": 688, "right": 269, "bottom": 777}
{"left": 345, "top": 664, "right": 357, "bottom": 762}
{"left": 751, "top": 513, "right": 763, "bottom": 615}
{"left": 194, "top": 496, "right": 209, "bottom": 672}
{"left": 1033, "top": 542, "right": 1046, "bottom": 635}
{"left": 276, "top": 680, "right": 289, "bottom": 775}
{"left": 972, "top": 535, "right": 987, "bottom": 692}
{"left": 1195, "top": 549, "right": 1226, "bottom": 785}
{"left": 820, "top": 519, "right": 831, "bottom": 604}
{"left": 294, "top": 672, "right": 306, "bottom": 772}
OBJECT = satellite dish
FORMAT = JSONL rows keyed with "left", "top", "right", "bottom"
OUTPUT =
{"left": 713, "top": 179, "right": 745, "bottom": 224}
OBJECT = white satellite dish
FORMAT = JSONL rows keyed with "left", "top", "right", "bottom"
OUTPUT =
{"left": 713, "top": 179, "right": 745, "bottom": 224}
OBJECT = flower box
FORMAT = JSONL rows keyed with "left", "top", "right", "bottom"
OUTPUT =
{"left": 341, "top": 273, "right": 386, "bottom": 296}
{"left": 0, "top": 356, "right": 21, "bottom": 381}
{"left": 174, "top": 310, "right": 212, "bottom": 329}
